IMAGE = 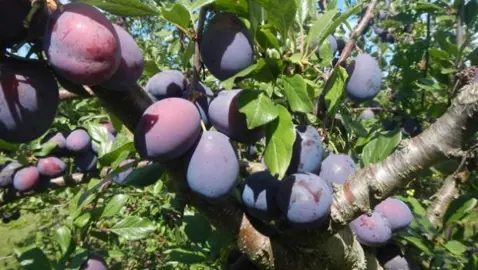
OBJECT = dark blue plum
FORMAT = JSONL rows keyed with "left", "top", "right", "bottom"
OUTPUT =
{"left": 187, "top": 131, "right": 239, "bottom": 200}
{"left": 100, "top": 24, "right": 144, "bottom": 90}
{"left": 13, "top": 166, "right": 40, "bottom": 192}
{"left": 375, "top": 198, "right": 413, "bottom": 232}
{"left": 346, "top": 54, "right": 382, "bottom": 102}
{"left": 66, "top": 129, "right": 92, "bottom": 153}
{"left": 145, "top": 70, "right": 187, "bottom": 101}
{"left": 277, "top": 173, "right": 333, "bottom": 228}
{"left": 287, "top": 126, "right": 324, "bottom": 175}
{"left": 37, "top": 157, "right": 67, "bottom": 178}
{"left": 75, "top": 151, "right": 97, "bottom": 172}
{"left": 0, "top": 161, "right": 21, "bottom": 187}
{"left": 319, "top": 154, "right": 357, "bottom": 185}
{"left": 360, "top": 108, "right": 375, "bottom": 120}
{"left": 377, "top": 243, "right": 420, "bottom": 270}
{"left": 401, "top": 118, "right": 422, "bottom": 137}
{"left": 134, "top": 98, "right": 201, "bottom": 162}
{"left": 200, "top": 13, "right": 254, "bottom": 80}
{"left": 336, "top": 39, "right": 346, "bottom": 53}
{"left": 188, "top": 82, "right": 214, "bottom": 128}
{"left": 113, "top": 159, "right": 134, "bottom": 184}
{"left": 241, "top": 171, "right": 281, "bottom": 220}
{"left": 349, "top": 211, "right": 392, "bottom": 247}
{"left": 0, "top": 60, "right": 59, "bottom": 143}
{"left": 208, "top": 90, "right": 264, "bottom": 144}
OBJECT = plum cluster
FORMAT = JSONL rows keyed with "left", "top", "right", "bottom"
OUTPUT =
{"left": 0, "top": 2, "right": 145, "bottom": 146}
{"left": 349, "top": 197, "right": 413, "bottom": 247}
{"left": 0, "top": 122, "right": 117, "bottom": 192}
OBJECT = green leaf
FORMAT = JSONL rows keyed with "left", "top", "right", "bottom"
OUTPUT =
{"left": 101, "top": 194, "right": 129, "bottom": 218}
{"left": 74, "top": 212, "right": 92, "bottom": 229}
{"left": 78, "top": 0, "right": 158, "bottom": 16}
{"left": 282, "top": 74, "right": 314, "bottom": 113}
{"left": 362, "top": 131, "right": 401, "bottom": 165}
{"left": 161, "top": 4, "right": 191, "bottom": 31}
{"left": 444, "top": 197, "right": 477, "bottom": 225}
{"left": 445, "top": 240, "right": 468, "bottom": 256}
{"left": 119, "top": 163, "right": 164, "bottom": 187}
{"left": 214, "top": 0, "right": 249, "bottom": 16}
{"left": 264, "top": 105, "right": 296, "bottom": 179}
{"left": 188, "top": 0, "right": 215, "bottom": 11}
{"left": 295, "top": 0, "right": 314, "bottom": 24}
{"left": 98, "top": 142, "right": 135, "bottom": 166}
{"left": 15, "top": 246, "right": 52, "bottom": 270}
{"left": 55, "top": 226, "right": 72, "bottom": 256}
{"left": 324, "top": 66, "right": 348, "bottom": 115}
{"left": 306, "top": 10, "right": 338, "bottom": 53}
{"left": 254, "top": 0, "right": 297, "bottom": 39}
{"left": 401, "top": 236, "right": 433, "bottom": 256}
{"left": 237, "top": 90, "right": 278, "bottom": 129}
{"left": 256, "top": 27, "right": 280, "bottom": 50}
{"left": 221, "top": 63, "right": 257, "bottom": 89}
{"left": 0, "top": 139, "right": 19, "bottom": 152}
{"left": 33, "top": 141, "right": 58, "bottom": 157}
{"left": 110, "top": 216, "right": 156, "bottom": 241}
{"left": 339, "top": 114, "right": 368, "bottom": 137}
{"left": 65, "top": 248, "right": 89, "bottom": 270}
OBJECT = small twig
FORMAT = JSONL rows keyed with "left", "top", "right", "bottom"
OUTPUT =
{"left": 422, "top": 0, "right": 431, "bottom": 109}
{"left": 190, "top": 7, "right": 208, "bottom": 100}
{"left": 334, "top": 0, "right": 378, "bottom": 68}
{"left": 23, "top": 0, "right": 43, "bottom": 28}
{"left": 59, "top": 88, "right": 94, "bottom": 100}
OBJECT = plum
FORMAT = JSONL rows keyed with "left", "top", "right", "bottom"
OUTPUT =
{"left": 241, "top": 171, "right": 281, "bottom": 220}
{"left": 319, "top": 154, "right": 356, "bottom": 185}
{"left": 375, "top": 198, "right": 413, "bottom": 232}
{"left": 183, "top": 82, "right": 214, "bottom": 127}
{"left": 208, "top": 90, "right": 264, "bottom": 144}
{"left": 134, "top": 98, "right": 201, "bottom": 162}
{"left": 81, "top": 255, "right": 108, "bottom": 270}
{"left": 0, "top": 60, "right": 59, "bottom": 143}
{"left": 360, "top": 108, "right": 375, "bottom": 120}
{"left": 66, "top": 129, "right": 92, "bottom": 153}
{"left": 200, "top": 13, "right": 254, "bottom": 80}
{"left": 13, "top": 166, "right": 40, "bottom": 192}
{"left": 43, "top": 2, "right": 121, "bottom": 85}
{"left": 0, "top": 161, "right": 21, "bottom": 187}
{"left": 312, "top": 35, "right": 338, "bottom": 56}
{"left": 277, "top": 173, "right": 333, "bottom": 228}
{"left": 145, "top": 70, "right": 187, "bottom": 101}
{"left": 349, "top": 211, "right": 392, "bottom": 247}
{"left": 100, "top": 24, "right": 144, "bottom": 90}
{"left": 37, "top": 157, "right": 67, "bottom": 178}
{"left": 401, "top": 118, "right": 422, "bottom": 137}
{"left": 75, "top": 151, "right": 97, "bottom": 172}
{"left": 187, "top": 131, "right": 239, "bottom": 200}
{"left": 43, "top": 132, "right": 67, "bottom": 152}
{"left": 103, "top": 121, "right": 117, "bottom": 136}
{"left": 346, "top": 54, "right": 382, "bottom": 102}
{"left": 287, "top": 125, "right": 324, "bottom": 175}
{"left": 113, "top": 159, "right": 134, "bottom": 184}
{"left": 377, "top": 243, "right": 420, "bottom": 270}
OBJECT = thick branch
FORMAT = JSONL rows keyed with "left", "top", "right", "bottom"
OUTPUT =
{"left": 331, "top": 82, "right": 478, "bottom": 224}
{"left": 426, "top": 171, "right": 468, "bottom": 227}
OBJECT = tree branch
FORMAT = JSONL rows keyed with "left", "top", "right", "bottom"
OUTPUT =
{"left": 331, "top": 82, "right": 478, "bottom": 224}
{"left": 190, "top": 7, "right": 207, "bottom": 99}
{"left": 335, "top": 0, "right": 378, "bottom": 68}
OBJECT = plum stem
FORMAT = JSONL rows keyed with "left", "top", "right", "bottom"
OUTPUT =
{"left": 24, "top": 0, "right": 43, "bottom": 29}
{"left": 200, "top": 120, "right": 207, "bottom": 132}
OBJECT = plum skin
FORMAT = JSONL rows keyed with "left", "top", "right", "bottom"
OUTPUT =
{"left": 0, "top": 161, "right": 22, "bottom": 187}
{"left": 375, "top": 198, "right": 413, "bottom": 232}
{"left": 346, "top": 54, "right": 382, "bottom": 102}
{"left": 319, "top": 154, "right": 357, "bottom": 184}
{"left": 75, "top": 151, "right": 98, "bottom": 172}
{"left": 13, "top": 166, "right": 40, "bottom": 192}
{"left": 100, "top": 24, "right": 144, "bottom": 90}
{"left": 277, "top": 173, "right": 333, "bottom": 228}
{"left": 66, "top": 129, "right": 92, "bottom": 153}
{"left": 0, "top": 60, "right": 59, "bottom": 143}
{"left": 200, "top": 13, "right": 254, "bottom": 80}
{"left": 287, "top": 125, "right": 324, "bottom": 175}
{"left": 349, "top": 211, "right": 392, "bottom": 247}
{"left": 186, "top": 131, "right": 239, "bottom": 200}
{"left": 145, "top": 70, "right": 187, "bottom": 101}
{"left": 134, "top": 98, "right": 201, "bottom": 162}
{"left": 241, "top": 171, "right": 281, "bottom": 220}
{"left": 43, "top": 2, "right": 121, "bottom": 85}
{"left": 37, "top": 157, "right": 67, "bottom": 178}
{"left": 81, "top": 255, "right": 108, "bottom": 270}
{"left": 208, "top": 90, "right": 264, "bottom": 144}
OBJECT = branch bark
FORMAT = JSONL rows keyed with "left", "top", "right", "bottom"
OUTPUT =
{"left": 331, "top": 82, "right": 478, "bottom": 224}
{"left": 426, "top": 171, "right": 469, "bottom": 227}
